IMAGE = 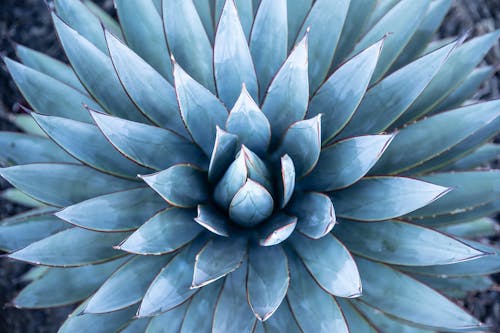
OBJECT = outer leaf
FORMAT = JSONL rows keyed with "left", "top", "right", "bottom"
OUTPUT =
{"left": 287, "top": 192, "right": 335, "bottom": 239}
{"left": 278, "top": 155, "right": 295, "bottom": 208}
{"left": 118, "top": 208, "right": 202, "bottom": 255}
{"left": 355, "top": 257, "right": 481, "bottom": 330}
{"left": 163, "top": 0, "right": 215, "bottom": 92}
{"left": 56, "top": 188, "right": 166, "bottom": 232}
{"left": 85, "top": 255, "right": 171, "bottom": 314}
{"left": 173, "top": 60, "right": 228, "bottom": 156}
{"left": 33, "top": 114, "right": 150, "bottom": 179}
{"left": 3, "top": 58, "right": 98, "bottom": 123}
{"left": 0, "top": 163, "right": 138, "bottom": 207}
{"left": 290, "top": 233, "right": 361, "bottom": 298}
{"left": 262, "top": 34, "right": 309, "bottom": 146}
{"left": 214, "top": 0, "right": 258, "bottom": 108}
{"left": 90, "top": 111, "right": 207, "bottom": 171}
{"left": 308, "top": 40, "right": 384, "bottom": 142}
{"left": 286, "top": 0, "right": 312, "bottom": 49}
{"left": 7, "top": 114, "right": 46, "bottom": 137}
{"left": 250, "top": 0, "right": 287, "bottom": 96}
{"left": 287, "top": 251, "right": 349, "bottom": 333}
{"left": 8, "top": 227, "right": 126, "bottom": 267}
{"left": 115, "top": 0, "right": 173, "bottom": 81}
{"left": 145, "top": 302, "right": 189, "bottom": 333}
{"left": 195, "top": 205, "right": 231, "bottom": 237}
{"left": 105, "top": 31, "right": 188, "bottom": 137}
{"left": 229, "top": 179, "right": 274, "bottom": 227}
{"left": 334, "top": 220, "right": 485, "bottom": 265}
{"left": 414, "top": 275, "right": 493, "bottom": 299}
{"left": 443, "top": 143, "right": 500, "bottom": 171}
{"left": 300, "top": 135, "right": 393, "bottom": 191}
{"left": 193, "top": 0, "right": 215, "bottom": 42}
{"left": 180, "top": 280, "right": 222, "bottom": 333}
{"left": 437, "top": 217, "right": 499, "bottom": 239}
{"left": 331, "top": 177, "right": 450, "bottom": 221}
{"left": 14, "top": 258, "right": 126, "bottom": 308}
{"left": 82, "top": 0, "right": 122, "bottom": 39}
{"left": 0, "top": 189, "right": 45, "bottom": 209}
{"left": 226, "top": 86, "right": 271, "bottom": 155}
{"left": 336, "top": 299, "right": 379, "bottom": 333}
{"left": 118, "top": 319, "right": 150, "bottom": 333}
{"left": 213, "top": 262, "right": 255, "bottom": 333}
{"left": 53, "top": 14, "right": 147, "bottom": 123}
{"left": 208, "top": 127, "right": 239, "bottom": 183}
{"left": 192, "top": 237, "right": 247, "bottom": 288}
{"left": 263, "top": 300, "right": 302, "bottom": 333}
{"left": 296, "top": 0, "right": 350, "bottom": 93}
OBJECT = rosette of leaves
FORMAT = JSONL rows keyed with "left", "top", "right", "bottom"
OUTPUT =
{"left": 1, "top": 0, "right": 499, "bottom": 332}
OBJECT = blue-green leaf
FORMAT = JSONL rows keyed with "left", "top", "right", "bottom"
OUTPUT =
{"left": 278, "top": 155, "right": 295, "bottom": 208}
{"left": 286, "top": 0, "right": 312, "bottom": 50}
{"left": 308, "top": 40, "right": 384, "bottom": 142}
{"left": 262, "top": 34, "right": 309, "bottom": 146}
{"left": 258, "top": 213, "right": 297, "bottom": 246}
{"left": 414, "top": 274, "right": 493, "bottom": 299}
{"left": 443, "top": 143, "right": 500, "bottom": 171}
{"left": 214, "top": 152, "right": 248, "bottom": 209}
{"left": 214, "top": 0, "right": 258, "bottom": 108}
{"left": 215, "top": 0, "right": 254, "bottom": 41}
{"left": 331, "top": 177, "right": 450, "bottom": 221}
{"left": 8, "top": 227, "right": 127, "bottom": 267}
{"left": 334, "top": 220, "right": 486, "bottom": 266}
{"left": 195, "top": 205, "right": 231, "bottom": 237}
{"left": 247, "top": 245, "right": 289, "bottom": 321}
{"left": 336, "top": 299, "right": 379, "bottom": 333}
{"left": 85, "top": 255, "right": 171, "bottom": 313}
{"left": 226, "top": 85, "right": 271, "bottom": 155}
{"left": 1, "top": 189, "right": 45, "bottom": 208}
{"left": 193, "top": 0, "right": 215, "bottom": 43}
{"left": 287, "top": 192, "right": 335, "bottom": 239}
{"left": 300, "top": 135, "right": 394, "bottom": 191}
{"left": 264, "top": 300, "right": 302, "bottom": 333}
{"left": 7, "top": 114, "right": 46, "bottom": 137}
{"left": 56, "top": 187, "right": 166, "bottom": 232}
{"left": 229, "top": 179, "right": 274, "bottom": 227}
{"left": 82, "top": 0, "right": 123, "bottom": 39}
{"left": 145, "top": 302, "right": 189, "bottom": 333}
{"left": 192, "top": 237, "right": 247, "bottom": 288}
{"left": 0, "top": 163, "right": 138, "bottom": 207}
{"left": 180, "top": 280, "right": 222, "bottom": 333}
{"left": 208, "top": 127, "right": 239, "bottom": 183}
{"left": 437, "top": 217, "right": 499, "bottom": 239}
{"left": 141, "top": 164, "right": 209, "bottom": 208}
{"left": 290, "top": 233, "right": 361, "bottom": 298}
{"left": 119, "top": 208, "right": 202, "bottom": 255}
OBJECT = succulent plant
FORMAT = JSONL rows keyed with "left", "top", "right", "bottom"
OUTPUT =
{"left": 1, "top": 0, "right": 499, "bottom": 332}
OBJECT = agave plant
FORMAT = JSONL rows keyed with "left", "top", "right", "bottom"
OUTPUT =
{"left": 1, "top": 0, "right": 499, "bottom": 332}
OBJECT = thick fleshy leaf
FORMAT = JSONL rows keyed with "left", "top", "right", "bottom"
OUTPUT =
{"left": 415, "top": 274, "right": 494, "bottom": 299}
{"left": 52, "top": 14, "right": 147, "bottom": 123}
{"left": 214, "top": 152, "right": 248, "bottom": 209}
{"left": 355, "top": 257, "right": 482, "bottom": 330}
{"left": 362, "top": 0, "right": 399, "bottom": 38}
{"left": 437, "top": 217, "right": 499, "bottom": 239}
{"left": 105, "top": 31, "right": 187, "bottom": 137}
{"left": 7, "top": 114, "right": 46, "bottom": 137}
{"left": 195, "top": 205, "right": 231, "bottom": 237}
{"left": 115, "top": 0, "right": 173, "bottom": 81}
{"left": 208, "top": 127, "right": 239, "bottom": 182}
{"left": 118, "top": 319, "right": 150, "bottom": 333}
{"left": 296, "top": 0, "right": 349, "bottom": 93}
{"left": 15, "top": 44, "right": 85, "bottom": 92}
{"left": 56, "top": 188, "right": 166, "bottom": 232}
{"left": 138, "top": 240, "right": 203, "bottom": 317}
{"left": 262, "top": 35, "right": 309, "bottom": 146}
{"left": 308, "top": 40, "right": 384, "bottom": 142}
{"left": 287, "top": 251, "right": 349, "bottom": 333}
{"left": 82, "top": 0, "right": 122, "bottom": 39}
{"left": 33, "top": 114, "right": 150, "bottom": 179}
{"left": 163, "top": 0, "right": 215, "bottom": 92}
{"left": 215, "top": 0, "right": 254, "bottom": 40}
{"left": 213, "top": 262, "right": 255, "bottom": 333}
{"left": 250, "top": 0, "right": 287, "bottom": 96}
{"left": 258, "top": 213, "right": 297, "bottom": 247}
{"left": 180, "top": 280, "right": 222, "bottom": 333}
{"left": 0, "top": 210, "right": 67, "bottom": 252}
{"left": 263, "top": 300, "right": 302, "bottom": 333}
{"left": 85, "top": 255, "right": 171, "bottom": 314}
{"left": 118, "top": 208, "right": 202, "bottom": 255}
{"left": 371, "top": 101, "right": 500, "bottom": 174}
{"left": 278, "top": 155, "right": 295, "bottom": 208}
{"left": 393, "top": 30, "right": 500, "bottom": 127}
{"left": 141, "top": 164, "right": 209, "bottom": 208}
{"left": 145, "top": 302, "right": 189, "bottom": 333}
{"left": 300, "top": 135, "right": 394, "bottom": 191}
{"left": 247, "top": 245, "right": 289, "bottom": 321}
{"left": 407, "top": 171, "right": 499, "bottom": 217}
{"left": 338, "top": 39, "right": 457, "bottom": 139}
{"left": 239, "top": 146, "right": 273, "bottom": 192}
{"left": 193, "top": 0, "right": 215, "bottom": 43}
{"left": 0, "top": 163, "right": 138, "bottom": 207}
{"left": 8, "top": 227, "right": 126, "bottom": 267}
{"left": 173, "top": 60, "right": 228, "bottom": 156}
{"left": 350, "top": 0, "right": 430, "bottom": 83}
{"left": 0, "top": 189, "right": 44, "bottom": 208}
{"left": 287, "top": 192, "right": 335, "bottom": 239}
{"left": 13, "top": 258, "right": 126, "bottom": 309}
{"left": 335, "top": 220, "right": 486, "bottom": 266}
{"left": 229, "top": 179, "right": 274, "bottom": 227}
{"left": 332, "top": 177, "right": 450, "bottom": 221}
{"left": 290, "top": 233, "right": 361, "bottom": 297}
{"left": 226, "top": 86, "right": 271, "bottom": 155}
{"left": 3, "top": 57, "right": 98, "bottom": 123}
{"left": 336, "top": 299, "right": 379, "bottom": 333}
{"left": 90, "top": 111, "right": 206, "bottom": 171}
{"left": 275, "top": 115, "right": 321, "bottom": 177}
{"left": 0, "top": 131, "right": 75, "bottom": 166}
{"left": 286, "top": 0, "right": 312, "bottom": 49}
{"left": 214, "top": 0, "right": 258, "bottom": 108}
{"left": 192, "top": 237, "right": 247, "bottom": 288}
{"left": 443, "top": 143, "right": 500, "bottom": 171}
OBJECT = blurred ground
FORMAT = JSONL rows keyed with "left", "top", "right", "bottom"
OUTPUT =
{"left": 0, "top": 0, "right": 499, "bottom": 332}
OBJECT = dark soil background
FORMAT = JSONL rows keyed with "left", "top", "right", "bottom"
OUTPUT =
{"left": 0, "top": 0, "right": 498, "bottom": 332}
